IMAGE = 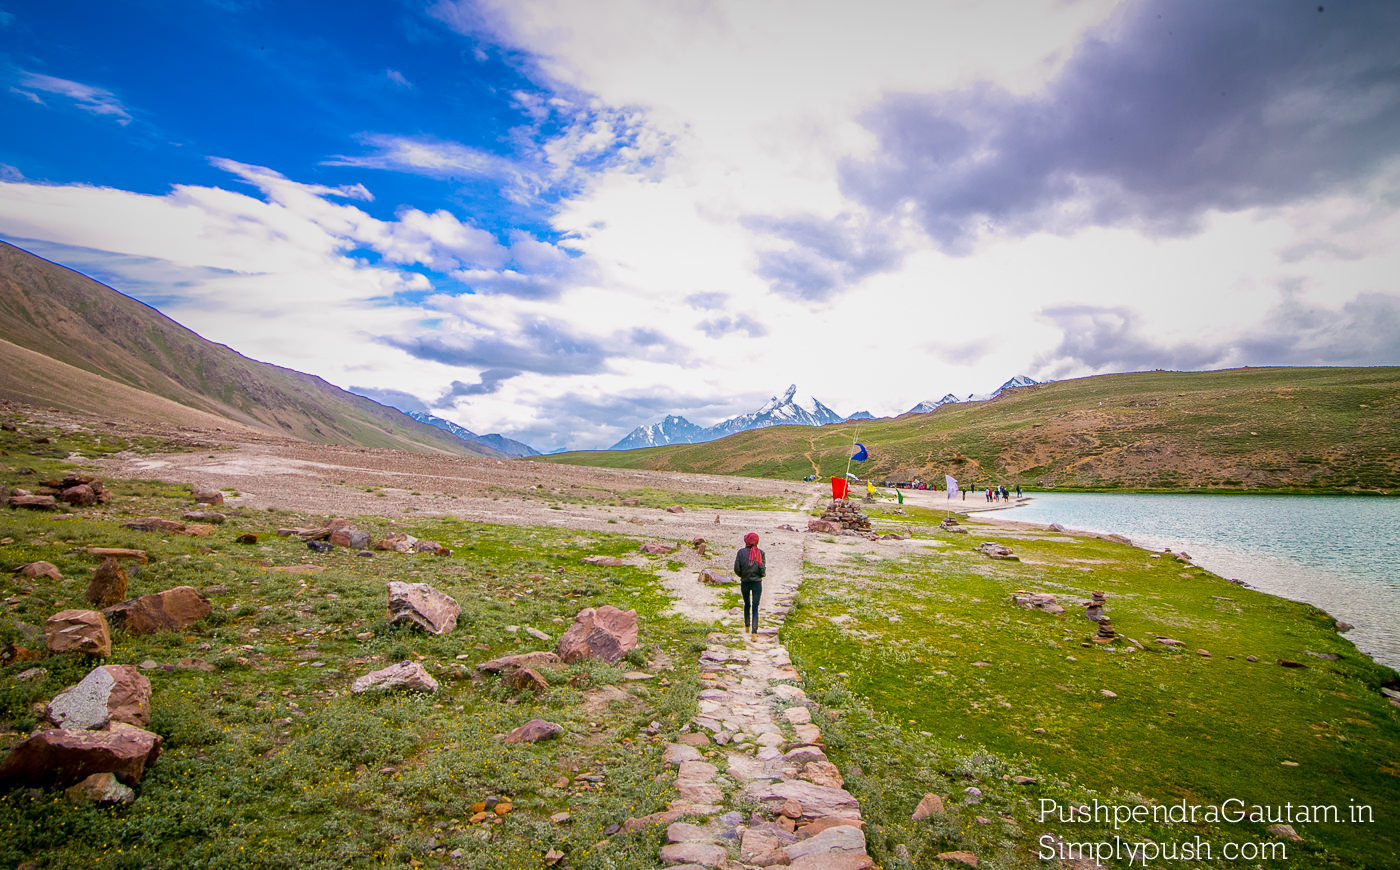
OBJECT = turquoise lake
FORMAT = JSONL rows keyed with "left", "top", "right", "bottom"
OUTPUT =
{"left": 999, "top": 493, "right": 1400, "bottom": 671}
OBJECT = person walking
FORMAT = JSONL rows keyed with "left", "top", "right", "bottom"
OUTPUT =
{"left": 734, "top": 532, "right": 766, "bottom": 638}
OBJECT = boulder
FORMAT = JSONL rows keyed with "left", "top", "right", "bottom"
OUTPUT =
{"left": 64, "top": 771, "right": 135, "bottom": 805}
{"left": 44, "top": 609, "right": 112, "bottom": 657}
{"left": 504, "top": 667, "right": 549, "bottom": 693}
{"left": 121, "top": 517, "right": 187, "bottom": 533}
{"left": 86, "top": 558, "right": 129, "bottom": 608}
{"left": 556, "top": 606, "right": 639, "bottom": 664}
{"left": 48, "top": 665, "right": 152, "bottom": 730}
{"left": 374, "top": 532, "right": 419, "bottom": 553}
{"left": 411, "top": 540, "right": 449, "bottom": 555}
{"left": 60, "top": 485, "right": 98, "bottom": 506}
{"left": 807, "top": 519, "right": 842, "bottom": 533}
{"left": 912, "top": 793, "right": 946, "bottom": 821}
{"left": 1011, "top": 592, "right": 1063, "bottom": 615}
{"left": 476, "top": 651, "right": 563, "bottom": 673}
{"left": 103, "top": 586, "right": 212, "bottom": 635}
{"left": 351, "top": 661, "right": 439, "bottom": 694}
{"left": 19, "top": 561, "right": 61, "bottom": 580}
{"left": 0, "top": 722, "right": 162, "bottom": 788}
{"left": 8, "top": 495, "right": 57, "bottom": 510}
{"left": 386, "top": 581, "right": 460, "bottom": 634}
{"left": 503, "top": 718, "right": 564, "bottom": 744}
{"left": 640, "top": 541, "right": 678, "bottom": 555}
{"left": 192, "top": 490, "right": 224, "bottom": 505}
{"left": 665, "top": 505, "right": 686, "bottom": 514}
{"left": 698, "top": 569, "right": 737, "bottom": 585}
{"left": 976, "top": 542, "right": 1017, "bottom": 560}
{"left": 581, "top": 555, "right": 625, "bottom": 567}
{"left": 329, "top": 528, "right": 371, "bottom": 549}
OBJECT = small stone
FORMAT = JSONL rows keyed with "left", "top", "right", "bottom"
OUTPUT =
{"left": 912, "top": 793, "right": 945, "bottom": 821}
{"left": 936, "top": 851, "right": 980, "bottom": 867}
{"left": 550, "top": 812, "right": 571, "bottom": 824}
{"left": 1100, "top": 689, "right": 1117, "bottom": 698}
{"left": 1268, "top": 824, "right": 1304, "bottom": 842}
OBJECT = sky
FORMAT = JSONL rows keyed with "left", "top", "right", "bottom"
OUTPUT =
{"left": 1, "top": 0, "right": 1398, "bottom": 452}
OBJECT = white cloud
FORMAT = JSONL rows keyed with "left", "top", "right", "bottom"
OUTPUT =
{"left": 14, "top": 72, "right": 132, "bottom": 124}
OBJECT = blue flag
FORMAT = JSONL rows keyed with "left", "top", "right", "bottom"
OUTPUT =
{"left": 852, "top": 443, "right": 868, "bottom": 461}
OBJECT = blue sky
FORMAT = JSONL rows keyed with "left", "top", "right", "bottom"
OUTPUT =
{"left": 2, "top": 0, "right": 1398, "bottom": 451}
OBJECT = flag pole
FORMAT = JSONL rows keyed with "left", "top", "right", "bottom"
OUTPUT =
{"left": 842, "top": 425, "right": 861, "bottom": 495}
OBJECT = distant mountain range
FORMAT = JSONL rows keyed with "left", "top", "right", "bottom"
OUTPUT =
{"left": 0, "top": 241, "right": 500, "bottom": 457}
{"left": 905, "top": 376, "right": 1041, "bottom": 415}
{"left": 611, "top": 384, "right": 872, "bottom": 450}
{"left": 407, "top": 411, "right": 539, "bottom": 458}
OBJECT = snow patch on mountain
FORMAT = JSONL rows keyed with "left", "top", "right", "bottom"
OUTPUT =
{"left": 610, "top": 385, "right": 867, "bottom": 451}
{"left": 408, "top": 412, "right": 540, "bottom": 458}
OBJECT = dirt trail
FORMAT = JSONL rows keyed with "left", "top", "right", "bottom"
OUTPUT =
{"left": 80, "top": 419, "right": 978, "bottom": 868}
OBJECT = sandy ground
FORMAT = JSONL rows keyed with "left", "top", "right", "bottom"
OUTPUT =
{"left": 20, "top": 409, "right": 1014, "bottom": 625}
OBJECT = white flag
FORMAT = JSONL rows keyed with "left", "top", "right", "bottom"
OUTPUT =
{"left": 945, "top": 475, "right": 958, "bottom": 499}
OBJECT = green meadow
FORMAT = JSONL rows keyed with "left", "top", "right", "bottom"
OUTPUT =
{"left": 0, "top": 426, "right": 709, "bottom": 869}
{"left": 782, "top": 508, "right": 1400, "bottom": 868}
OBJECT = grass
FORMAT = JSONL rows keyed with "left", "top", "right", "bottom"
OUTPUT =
{"left": 498, "top": 483, "right": 788, "bottom": 512}
{"left": 0, "top": 425, "right": 710, "bottom": 869}
{"left": 781, "top": 510, "right": 1400, "bottom": 868}
{"left": 541, "top": 367, "right": 1400, "bottom": 494}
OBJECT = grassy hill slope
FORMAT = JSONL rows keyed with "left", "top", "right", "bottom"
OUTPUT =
{"left": 0, "top": 242, "right": 495, "bottom": 456}
{"left": 544, "top": 368, "right": 1400, "bottom": 493}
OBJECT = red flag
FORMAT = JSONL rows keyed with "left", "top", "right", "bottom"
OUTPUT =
{"left": 830, "top": 477, "right": 849, "bottom": 500}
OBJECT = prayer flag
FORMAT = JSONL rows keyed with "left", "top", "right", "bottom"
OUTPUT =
{"left": 946, "top": 475, "right": 959, "bottom": 499}
{"left": 852, "top": 443, "right": 868, "bottom": 461}
{"left": 831, "top": 477, "right": 849, "bottom": 500}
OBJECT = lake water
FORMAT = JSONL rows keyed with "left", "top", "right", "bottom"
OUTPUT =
{"left": 999, "top": 493, "right": 1400, "bottom": 671}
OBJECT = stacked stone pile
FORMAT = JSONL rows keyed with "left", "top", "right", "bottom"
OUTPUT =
{"left": 820, "top": 500, "right": 872, "bottom": 532}
{"left": 1085, "top": 590, "right": 1117, "bottom": 643}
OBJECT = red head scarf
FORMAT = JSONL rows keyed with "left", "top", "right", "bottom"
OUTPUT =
{"left": 744, "top": 532, "right": 763, "bottom": 566}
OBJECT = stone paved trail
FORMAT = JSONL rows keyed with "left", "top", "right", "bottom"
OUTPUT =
{"left": 648, "top": 540, "right": 875, "bottom": 870}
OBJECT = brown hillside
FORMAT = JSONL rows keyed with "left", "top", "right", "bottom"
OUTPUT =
{"left": 0, "top": 241, "right": 495, "bottom": 456}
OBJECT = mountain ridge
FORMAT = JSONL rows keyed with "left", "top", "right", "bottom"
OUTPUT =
{"left": 610, "top": 384, "right": 870, "bottom": 450}
{"left": 0, "top": 240, "right": 498, "bottom": 457}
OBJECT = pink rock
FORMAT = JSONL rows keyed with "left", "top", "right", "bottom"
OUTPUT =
{"left": 503, "top": 718, "right": 564, "bottom": 744}
{"left": 581, "top": 555, "right": 625, "bottom": 567}
{"left": 912, "top": 793, "right": 946, "bottom": 821}
{"left": 935, "top": 851, "right": 979, "bottom": 867}
{"left": 789, "top": 854, "right": 874, "bottom": 870}
{"left": 665, "top": 505, "right": 686, "bottom": 514}
{"left": 743, "top": 780, "right": 862, "bottom": 819}
{"left": 103, "top": 587, "right": 212, "bottom": 635}
{"left": 0, "top": 722, "right": 162, "bottom": 788}
{"left": 386, "top": 581, "right": 460, "bottom": 634}
{"left": 19, "top": 561, "right": 61, "bottom": 580}
{"left": 658, "top": 843, "right": 725, "bottom": 866}
{"left": 60, "top": 485, "right": 97, "bottom": 506}
{"left": 504, "top": 667, "right": 549, "bottom": 693}
{"left": 351, "top": 661, "right": 439, "bottom": 694}
{"left": 192, "top": 490, "right": 224, "bottom": 505}
{"left": 807, "top": 519, "right": 842, "bottom": 533}
{"left": 556, "top": 606, "right": 639, "bottom": 664}
{"left": 698, "top": 569, "right": 737, "bottom": 585}
{"left": 44, "top": 609, "right": 112, "bottom": 657}
{"left": 48, "top": 664, "right": 152, "bottom": 730}
{"left": 640, "top": 541, "right": 678, "bottom": 555}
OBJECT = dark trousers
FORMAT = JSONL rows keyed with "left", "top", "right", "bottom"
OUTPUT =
{"left": 741, "top": 580, "right": 762, "bottom": 630}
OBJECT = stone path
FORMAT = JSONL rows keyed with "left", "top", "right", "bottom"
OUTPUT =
{"left": 649, "top": 549, "right": 875, "bottom": 870}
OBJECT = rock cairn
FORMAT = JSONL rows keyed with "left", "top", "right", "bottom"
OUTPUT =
{"left": 1085, "top": 591, "right": 1117, "bottom": 643}
{"left": 939, "top": 516, "right": 969, "bottom": 534}
{"left": 650, "top": 572, "right": 875, "bottom": 869}
{"left": 820, "top": 501, "right": 871, "bottom": 532}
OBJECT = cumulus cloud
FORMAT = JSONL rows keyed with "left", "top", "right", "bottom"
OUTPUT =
{"left": 381, "top": 318, "right": 609, "bottom": 375}
{"left": 348, "top": 386, "right": 430, "bottom": 414}
{"left": 325, "top": 134, "right": 517, "bottom": 180}
{"left": 12, "top": 72, "right": 133, "bottom": 124}
{"left": 843, "top": 0, "right": 1400, "bottom": 252}
{"left": 437, "top": 368, "right": 520, "bottom": 400}
{"left": 1036, "top": 291, "right": 1400, "bottom": 378}
{"left": 746, "top": 212, "right": 905, "bottom": 302}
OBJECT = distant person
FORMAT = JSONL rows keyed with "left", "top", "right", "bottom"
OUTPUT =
{"left": 734, "top": 532, "right": 766, "bottom": 638}
{"left": 1016, "top": 485, "right": 1023, "bottom": 498}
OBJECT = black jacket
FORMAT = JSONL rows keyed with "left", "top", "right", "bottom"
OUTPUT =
{"left": 734, "top": 547, "right": 766, "bottom": 583}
